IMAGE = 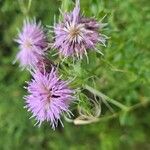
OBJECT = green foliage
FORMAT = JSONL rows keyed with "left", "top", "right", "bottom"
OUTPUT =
{"left": 0, "top": 0, "right": 150, "bottom": 149}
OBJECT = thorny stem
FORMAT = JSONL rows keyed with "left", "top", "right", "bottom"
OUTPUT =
{"left": 84, "top": 85, "right": 128, "bottom": 110}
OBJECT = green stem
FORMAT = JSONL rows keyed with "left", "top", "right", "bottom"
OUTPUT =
{"left": 18, "top": 0, "right": 31, "bottom": 17}
{"left": 73, "top": 97, "right": 149, "bottom": 125}
{"left": 60, "top": 0, "right": 71, "bottom": 12}
{"left": 84, "top": 85, "right": 128, "bottom": 110}
{"left": 27, "top": 0, "right": 32, "bottom": 12}
{"left": 94, "top": 99, "right": 150, "bottom": 123}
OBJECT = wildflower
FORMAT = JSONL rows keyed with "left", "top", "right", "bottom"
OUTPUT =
{"left": 15, "top": 19, "right": 47, "bottom": 69}
{"left": 53, "top": 0, "right": 107, "bottom": 58}
{"left": 24, "top": 68, "right": 74, "bottom": 129}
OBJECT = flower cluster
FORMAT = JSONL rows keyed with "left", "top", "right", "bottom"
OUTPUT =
{"left": 15, "top": 0, "right": 107, "bottom": 129}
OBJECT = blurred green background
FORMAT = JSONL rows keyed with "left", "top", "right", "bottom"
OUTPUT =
{"left": 0, "top": 0, "right": 150, "bottom": 149}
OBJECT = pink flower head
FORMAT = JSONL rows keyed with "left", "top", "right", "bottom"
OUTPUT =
{"left": 53, "top": 0, "right": 107, "bottom": 58}
{"left": 15, "top": 19, "right": 47, "bottom": 69}
{"left": 24, "top": 68, "right": 74, "bottom": 129}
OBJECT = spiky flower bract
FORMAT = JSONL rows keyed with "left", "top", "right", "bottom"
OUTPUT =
{"left": 35, "top": 57, "right": 55, "bottom": 74}
{"left": 53, "top": 0, "right": 107, "bottom": 58}
{"left": 15, "top": 19, "right": 47, "bottom": 69}
{"left": 25, "top": 68, "right": 74, "bottom": 129}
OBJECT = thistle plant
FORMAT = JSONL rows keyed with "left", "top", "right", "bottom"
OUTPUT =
{"left": 14, "top": 0, "right": 149, "bottom": 130}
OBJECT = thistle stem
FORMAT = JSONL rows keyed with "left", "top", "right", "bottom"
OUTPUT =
{"left": 90, "top": 99, "right": 149, "bottom": 123}
{"left": 72, "top": 99, "right": 149, "bottom": 125}
{"left": 27, "top": 0, "right": 32, "bottom": 11}
{"left": 84, "top": 84, "right": 128, "bottom": 110}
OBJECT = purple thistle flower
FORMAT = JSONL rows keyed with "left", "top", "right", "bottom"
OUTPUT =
{"left": 24, "top": 68, "right": 74, "bottom": 129}
{"left": 15, "top": 19, "right": 47, "bottom": 69}
{"left": 53, "top": 0, "right": 107, "bottom": 58}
